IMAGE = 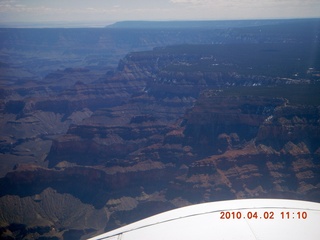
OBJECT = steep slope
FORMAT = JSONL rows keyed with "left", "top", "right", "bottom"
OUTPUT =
{"left": 1, "top": 20, "right": 320, "bottom": 239}
{"left": 178, "top": 93, "right": 320, "bottom": 202}
{"left": 2, "top": 87, "right": 319, "bottom": 239}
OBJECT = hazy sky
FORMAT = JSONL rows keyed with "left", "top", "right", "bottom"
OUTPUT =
{"left": 1, "top": 0, "right": 320, "bottom": 25}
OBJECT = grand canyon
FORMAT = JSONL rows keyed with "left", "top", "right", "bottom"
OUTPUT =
{"left": 0, "top": 19, "right": 320, "bottom": 239}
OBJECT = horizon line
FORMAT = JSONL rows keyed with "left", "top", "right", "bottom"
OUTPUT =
{"left": 1, "top": 17, "right": 319, "bottom": 29}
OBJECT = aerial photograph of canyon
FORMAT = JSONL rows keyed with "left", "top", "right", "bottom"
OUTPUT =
{"left": 0, "top": 0, "right": 320, "bottom": 239}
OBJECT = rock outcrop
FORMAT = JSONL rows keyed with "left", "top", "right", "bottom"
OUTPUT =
{"left": 182, "top": 91, "right": 286, "bottom": 152}
{"left": 3, "top": 87, "right": 319, "bottom": 239}
{"left": 1, "top": 21, "right": 320, "bottom": 239}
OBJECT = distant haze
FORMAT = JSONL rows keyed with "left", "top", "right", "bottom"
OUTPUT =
{"left": 0, "top": 0, "right": 320, "bottom": 28}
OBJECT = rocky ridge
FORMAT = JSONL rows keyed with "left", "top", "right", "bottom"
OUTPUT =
{"left": 2, "top": 86, "right": 319, "bottom": 239}
{"left": 1, "top": 21, "right": 320, "bottom": 239}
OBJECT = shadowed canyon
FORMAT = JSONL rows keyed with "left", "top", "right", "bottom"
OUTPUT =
{"left": 0, "top": 19, "right": 320, "bottom": 239}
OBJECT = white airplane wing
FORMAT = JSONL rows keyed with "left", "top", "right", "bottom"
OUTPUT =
{"left": 88, "top": 198, "right": 320, "bottom": 240}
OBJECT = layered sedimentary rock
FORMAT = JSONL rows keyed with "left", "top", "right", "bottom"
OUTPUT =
{"left": 256, "top": 105, "right": 320, "bottom": 150}
{"left": 177, "top": 93, "right": 320, "bottom": 202}
{"left": 3, "top": 85, "right": 319, "bottom": 239}
{"left": 1, "top": 22, "right": 320, "bottom": 238}
{"left": 182, "top": 91, "right": 286, "bottom": 152}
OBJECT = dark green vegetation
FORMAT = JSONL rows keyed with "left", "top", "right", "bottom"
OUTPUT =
{"left": 221, "top": 83, "right": 320, "bottom": 106}
{"left": 152, "top": 43, "right": 320, "bottom": 78}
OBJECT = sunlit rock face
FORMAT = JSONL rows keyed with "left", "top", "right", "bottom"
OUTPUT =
{"left": 182, "top": 92, "right": 286, "bottom": 152}
{"left": 4, "top": 86, "right": 318, "bottom": 239}
{"left": 1, "top": 20, "right": 320, "bottom": 239}
{"left": 256, "top": 105, "right": 320, "bottom": 150}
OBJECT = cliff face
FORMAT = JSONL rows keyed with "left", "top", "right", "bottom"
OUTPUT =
{"left": 177, "top": 92, "right": 320, "bottom": 202}
{"left": 256, "top": 105, "right": 320, "bottom": 150}
{"left": 184, "top": 140, "right": 320, "bottom": 199}
{"left": 182, "top": 91, "right": 286, "bottom": 152}
{"left": 1, "top": 22, "right": 320, "bottom": 239}
{"left": 101, "top": 42, "right": 319, "bottom": 105}
{"left": 2, "top": 87, "right": 319, "bottom": 239}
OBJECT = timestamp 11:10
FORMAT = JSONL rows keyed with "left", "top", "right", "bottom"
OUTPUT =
{"left": 281, "top": 211, "right": 308, "bottom": 219}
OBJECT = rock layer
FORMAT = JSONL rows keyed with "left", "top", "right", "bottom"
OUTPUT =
{"left": 1, "top": 21, "right": 320, "bottom": 239}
